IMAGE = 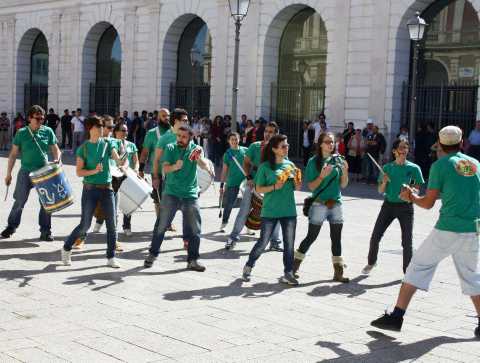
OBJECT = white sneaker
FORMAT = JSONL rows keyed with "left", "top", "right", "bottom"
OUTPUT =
{"left": 220, "top": 222, "right": 227, "bottom": 232}
{"left": 124, "top": 229, "right": 132, "bottom": 237}
{"left": 361, "top": 264, "right": 375, "bottom": 275}
{"left": 61, "top": 248, "right": 72, "bottom": 266}
{"left": 93, "top": 222, "right": 102, "bottom": 233}
{"left": 246, "top": 228, "right": 255, "bottom": 236}
{"left": 107, "top": 258, "right": 121, "bottom": 269}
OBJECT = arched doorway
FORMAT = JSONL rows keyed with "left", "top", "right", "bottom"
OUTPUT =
{"left": 17, "top": 30, "right": 49, "bottom": 113}
{"left": 272, "top": 7, "right": 327, "bottom": 157}
{"left": 168, "top": 16, "right": 212, "bottom": 117}
{"left": 82, "top": 23, "right": 122, "bottom": 116}
{"left": 403, "top": 0, "right": 480, "bottom": 132}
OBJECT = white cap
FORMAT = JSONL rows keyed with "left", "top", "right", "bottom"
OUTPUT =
{"left": 367, "top": 118, "right": 374, "bottom": 124}
{"left": 439, "top": 126, "right": 462, "bottom": 146}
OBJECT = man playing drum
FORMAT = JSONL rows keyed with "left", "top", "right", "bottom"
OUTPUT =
{"left": 225, "top": 121, "right": 283, "bottom": 251}
{"left": 371, "top": 126, "right": 480, "bottom": 339}
{"left": 2, "top": 105, "right": 61, "bottom": 241}
{"left": 144, "top": 125, "right": 213, "bottom": 271}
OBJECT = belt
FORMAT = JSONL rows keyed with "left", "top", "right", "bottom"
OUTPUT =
{"left": 313, "top": 199, "right": 337, "bottom": 208}
{"left": 83, "top": 183, "right": 112, "bottom": 190}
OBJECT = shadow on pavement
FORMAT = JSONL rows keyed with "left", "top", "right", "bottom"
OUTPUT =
{"left": 317, "top": 330, "right": 476, "bottom": 362}
{"left": 201, "top": 231, "right": 257, "bottom": 243}
{"left": 308, "top": 276, "right": 402, "bottom": 298}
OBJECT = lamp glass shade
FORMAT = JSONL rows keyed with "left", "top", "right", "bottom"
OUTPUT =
{"left": 407, "top": 12, "right": 427, "bottom": 41}
{"left": 228, "top": 0, "right": 250, "bottom": 21}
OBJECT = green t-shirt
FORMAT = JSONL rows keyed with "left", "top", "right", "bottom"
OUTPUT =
{"left": 223, "top": 146, "right": 247, "bottom": 187}
{"left": 380, "top": 161, "right": 424, "bottom": 203}
{"left": 117, "top": 140, "right": 138, "bottom": 167}
{"left": 163, "top": 141, "right": 201, "bottom": 199}
{"left": 246, "top": 141, "right": 263, "bottom": 178}
{"left": 155, "top": 129, "right": 177, "bottom": 175}
{"left": 142, "top": 127, "right": 166, "bottom": 172}
{"left": 255, "top": 160, "right": 297, "bottom": 218}
{"left": 305, "top": 156, "right": 343, "bottom": 203}
{"left": 13, "top": 126, "right": 57, "bottom": 172}
{"left": 428, "top": 152, "right": 480, "bottom": 233}
{"left": 76, "top": 138, "right": 114, "bottom": 185}
{"left": 106, "top": 137, "right": 120, "bottom": 170}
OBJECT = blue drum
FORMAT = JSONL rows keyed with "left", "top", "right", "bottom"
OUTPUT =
{"left": 29, "top": 163, "right": 74, "bottom": 214}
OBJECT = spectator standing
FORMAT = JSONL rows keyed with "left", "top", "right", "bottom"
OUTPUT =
{"left": 342, "top": 122, "right": 355, "bottom": 154}
{"left": 415, "top": 122, "right": 437, "bottom": 179}
{"left": 45, "top": 108, "right": 60, "bottom": 133}
{"left": 210, "top": 115, "right": 224, "bottom": 166}
{"left": 335, "top": 132, "right": 346, "bottom": 156}
{"left": 0, "top": 112, "right": 10, "bottom": 150}
{"left": 71, "top": 109, "right": 85, "bottom": 153}
{"left": 347, "top": 128, "right": 364, "bottom": 181}
{"left": 239, "top": 114, "right": 248, "bottom": 136}
{"left": 466, "top": 120, "right": 480, "bottom": 161}
{"left": 397, "top": 125, "right": 410, "bottom": 143}
{"left": 122, "top": 110, "right": 133, "bottom": 141}
{"left": 60, "top": 109, "right": 72, "bottom": 149}
{"left": 301, "top": 121, "right": 314, "bottom": 166}
{"left": 364, "top": 125, "right": 386, "bottom": 184}
{"left": 243, "top": 119, "right": 256, "bottom": 146}
{"left": 255, "top": 119, "right": 266, "bottom": 142}
{"left": 145, "top": 112, "right": 156, "bottom": 130}
{"left": 13, "top": 113, "right": 25, "bottom": 136}
{"left": 200, "top": 117, "right": 211, "bottom": 157}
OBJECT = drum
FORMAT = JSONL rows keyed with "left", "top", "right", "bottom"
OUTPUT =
{"left": 118, "top": 168, "right": 153, "bottom": 215}
{"left": 29, "top": 163, "right": 74, "bottom": 214}
{"left": 197, "top": 158, "right": 214, "bottom": 194}
{"left": 245, "top": 190, "right": 263, "bottom": 230}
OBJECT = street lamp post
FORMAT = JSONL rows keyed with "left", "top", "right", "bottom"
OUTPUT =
{"left": 407, "top": 11, "right": 427, "bottom": 143}
{"left": 228, "top": 0, "right": 251, "bottom": 132}
{"left": 190, "top": 48, "right": 202, "bottom": 118}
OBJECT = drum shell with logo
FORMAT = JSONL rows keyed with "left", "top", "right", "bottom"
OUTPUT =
{"left": 29, "top": 163, "right": 74, "bottom": 214}
{"left": 245, "top": 190, "right": 263, "bottom": 230}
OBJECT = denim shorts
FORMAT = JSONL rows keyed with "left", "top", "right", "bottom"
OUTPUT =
{"left": 309, "top": 202, "right": 344, "bottom": 225}
{"left": 404, "top": 229, "right": 480, "bottom": 296}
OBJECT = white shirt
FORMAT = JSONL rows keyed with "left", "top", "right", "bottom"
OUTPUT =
{"left": 71, "top": 116, "right": 85, "bottom": 133}
{"left": 303, "top": 130, "right": 310, "bottom": 148}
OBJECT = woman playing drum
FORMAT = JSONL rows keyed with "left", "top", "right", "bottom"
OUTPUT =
{"left": 293, "top": 132, "right": 350, "bottom": 282}
{"left": 242, "top": 134, "right": 302, "bottom": 285}
{"left": 61, "top": 116, "right": 125, "bottom": 268}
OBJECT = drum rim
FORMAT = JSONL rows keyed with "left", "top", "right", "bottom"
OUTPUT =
{"left": 29, "top": 163, "right": 59, "bottom": 178}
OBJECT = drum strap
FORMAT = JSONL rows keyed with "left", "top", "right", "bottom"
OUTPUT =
{"left": 27, "top": 126, "right": 48, "bottom": 166}
{"left": 227, "top": 150, "right": 247, "bottom": 177}
{"left": 155, "top": 127, "right": 160, "bottom": 140}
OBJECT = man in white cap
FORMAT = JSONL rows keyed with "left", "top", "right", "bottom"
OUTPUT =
{"left": 370, "top": 125, "right": 480, "bottom": 339}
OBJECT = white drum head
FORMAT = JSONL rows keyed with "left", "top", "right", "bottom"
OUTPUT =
{"left": 197, "top": 159, "right": 214, "bottom": 194}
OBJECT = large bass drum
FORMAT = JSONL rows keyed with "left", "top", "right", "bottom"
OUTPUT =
{"left": 197, "top": 159, "right": 214, "bottom": 194}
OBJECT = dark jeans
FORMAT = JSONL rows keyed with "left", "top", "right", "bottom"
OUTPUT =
{"left": 367, "top": 201, "right": 414, "bottom": 273}
{"left": 150, "top": 194, "right": 201, "bottom": 262}
{"left": 246, "top": 217, "right": 296, "bottom": 273}
{"left": 123, "top": 215, "right": 132, "bottom": 230}
{"left": 61, "top": 125, "right": 72, "bottom": 148}
{"left": 7, "top": 168, "right": 51, "bottom": 233}
{"left": 297, "top": 222, "right": 343, "bottom": 257}
{"left": 222, "top": 186, "right": 240, "bottom": 224}
{"left": 64, "top": 186, "right": 117, "bottom": 258}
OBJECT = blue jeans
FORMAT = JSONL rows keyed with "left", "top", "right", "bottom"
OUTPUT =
{"left": 364, "top": 154, "right": 379, "bottom": 182}
{"left": 150, "top": 194, "right": 201, "bottom": 262}
{"left": 229, "top": 184, "right": 281, "bottom": 244}
{"left": 222, "top": 186, "right": 240, "bottom": 224}
{"left": 7, "top": 168, "right": 51, "bottom": 233}
{"left": 246, "top": 217, "right": 296, "bottom": 273}
{"left": 64, "top": 185, "right": 117, "bottom": 258}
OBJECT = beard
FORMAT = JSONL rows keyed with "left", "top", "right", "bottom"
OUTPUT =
{"left": 177, "top": 141, "right": 188, "bottom": 148}
{"left": 159, "top": 120, "right": 171, "bottom": 131}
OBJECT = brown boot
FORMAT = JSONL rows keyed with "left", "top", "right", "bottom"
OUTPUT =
{"left": 293, "top": 250, "right": 305, "bottom": 278}
{"left": 333, "top": 256, "right": 349, "bottom": 283}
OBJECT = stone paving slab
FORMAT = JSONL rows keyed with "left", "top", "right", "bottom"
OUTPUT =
{"left": 0, "top": 155, "right": 479, "bottom": 362}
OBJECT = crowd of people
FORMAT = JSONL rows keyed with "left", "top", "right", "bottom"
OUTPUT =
{"left": 1, "top": 104, "right": 480, "bottom": 339}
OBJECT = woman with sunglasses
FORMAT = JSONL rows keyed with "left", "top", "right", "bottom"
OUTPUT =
{"left": 61, "top": 116, "right": 125, "bottom": 268}
{"left": 362, "top": 139, "right": 424, "bottom": 275}
{"left": 242, "top": 134, "right": 302, "bottom": 285}
{"left": 293, "top": 132, "right": 350, "bottom": 282}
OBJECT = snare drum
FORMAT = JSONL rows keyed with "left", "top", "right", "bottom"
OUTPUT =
{"left": 29, "top": 163, "right": 74, "bottom": 214}
{"left": 245, "top": 190, "right": 263, "bottom": 230}
{"left": 118, "top": 168, "right": 153, "bottom": 215}
{"left": 197, "top": 158, "right": 214, "bottom": 194}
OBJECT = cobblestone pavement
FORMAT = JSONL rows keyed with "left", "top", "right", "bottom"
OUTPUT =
{"left": 0, "top": 154, "right": 479, "bottom": 362}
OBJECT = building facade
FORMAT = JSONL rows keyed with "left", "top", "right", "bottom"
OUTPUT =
{"left": 0, "top": 0, "right": 479, "bottom": 151}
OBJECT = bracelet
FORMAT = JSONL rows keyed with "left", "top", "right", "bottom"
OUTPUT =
{"left": 139, "top": 162, "right": 145, "bottom": 172}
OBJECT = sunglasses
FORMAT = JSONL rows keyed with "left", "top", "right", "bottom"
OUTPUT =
{"left": 323, "top": 140, "right": 334, "bottom": 145}
{"left": 32, "top": 116, "right": 44, "bottom": 122}
{"left": 280, "top": 144, "right": 290, "bottom": 149}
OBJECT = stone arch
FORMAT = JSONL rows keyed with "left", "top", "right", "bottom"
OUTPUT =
{"left": 256, "top": 1, "right": 333, "bottom": 120}
{"left": 81, "top": 21, "right": 122, "bottom": 113}
{"left": 385, "top": 0, "right": 480, "bottom": 131}
{"left": 158, "top": 13, "right": 213, "bottom": 110}
{"left": 16, "top": 28, "right": 49, "bottom": 113}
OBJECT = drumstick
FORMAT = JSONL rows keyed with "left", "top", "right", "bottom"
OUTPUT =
{"left": 366, "top": 153, "right": 384, "bottom": 175}
{"left": 218, "top": 188, "right": 223, "bottom": 218}
{"left": 4, "top": 185, "right": 9, "bottom": 201}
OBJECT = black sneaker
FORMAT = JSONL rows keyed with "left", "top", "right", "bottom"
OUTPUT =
{"left": 1, "top": 226, "right": 15, "bottom": 238}
{"left": 280, "top": 273, "right": 299, "bottom": 286}
{"left": 144, "top": 253, "right": 156, "bottom": 268}
{"left": 371, "top": 313, "right": 403, "bottom": 332}
{"left": 475, "top": 326, "right": 479, "bottom": 338}
{"left": 269, "top": 244, "right": 284, "bottom": 252}
{"left": 40, "top": 232, "right": 54, "bottom": 242}
{"left": 187, "top": 260, "right": 206, "bottom": 272}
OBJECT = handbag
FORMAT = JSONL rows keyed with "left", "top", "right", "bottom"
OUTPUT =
{"left": 303, "top": 174, "right": 336, "bottom": 217}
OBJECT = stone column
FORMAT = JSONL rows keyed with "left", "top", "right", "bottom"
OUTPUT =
{"left": 121, "top": 6, "right": 138, "bottom": 112}
{"left": 148, "top": 1, "right": 161, "bottom": 109}
{"left": 49, "top": 11, "right": 62, "bottom": 112}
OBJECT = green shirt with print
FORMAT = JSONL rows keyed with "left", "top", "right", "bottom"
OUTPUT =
{"left": 163, "top": 141, "right": 201, "bottom": 199}
{"left": 246, "top": 141, "right": 263, "bottom": 178}
{"left": 124, "top": 140, "right": 138, "bottom": 167}
{"left": 13, "top": 126, "right": 57, "bottom": 172}
{"left": 223, "top": 146, "right": 248, "bottom": 187}
{"left": 255, "top": 160, "right": 297, "bottom": 218}
{"left": 76, "top": 138, "right": 114, "bottom": 185}
{"left": 142, "top": 127, "right": 167, "bottom": 172}
{"left": 155, "top": 129, "right": 177, "bottom": 175}
{"left": 305, "top": 155, "right": 343, "bottom": 203}
{"left": 428, "top": 152, "right": 480, "bottom": 233}
{"left": 380, "top": 161, "right": 424, "bottom": 203}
